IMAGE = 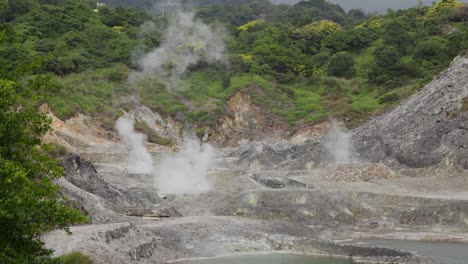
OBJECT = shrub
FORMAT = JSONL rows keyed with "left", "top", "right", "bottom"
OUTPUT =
{"left": 413, "top": 36, "right": 448, "bottom": 62}
{"left": 104, "top": 65, "right": 127, "bottom": 82}
{"left": 58, "top": 252, "right": 94, "bottom": 264}
{"left": 324, "top": 27, "right": 379, "bottom": 52}
{"left": 42, "top": 143, "right": 68, "bottom": 158}
{"left": 327, "top": 51, "right": 356, "bottom": 78}
{"left": 462, "top": 96, "right": 468, "bottom": 111}
{"left": 379, "top": 92, "right": 400, "bottom": 104}
{"left": 374, "top": 46, "right": 399, "bottom": 68}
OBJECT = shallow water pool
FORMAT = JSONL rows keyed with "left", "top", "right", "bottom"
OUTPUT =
{"left": 176, "top": 254, "right": 353, "bottom": 264}
{"left": 359, "top": 239, "right": 468, "bottom": 264}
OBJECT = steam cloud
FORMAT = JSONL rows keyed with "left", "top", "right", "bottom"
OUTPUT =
{"left": 132, "top": 0, "right": 226, "bottom": 87}
{"left": 118, "top": 1, "right": 219, "bottom": 194}
{"left": 155, "top": 139, "right": 216, "bottom": 195}
{"left": 325, "top": 122, "right": 355, "bottom": 164}
{"left": 116, "top": 116, "right": 153, "bottom": 174}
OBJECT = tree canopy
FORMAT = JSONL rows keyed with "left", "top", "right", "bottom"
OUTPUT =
{"left": 0, "top": 2, "right": 86, "bottom": 262}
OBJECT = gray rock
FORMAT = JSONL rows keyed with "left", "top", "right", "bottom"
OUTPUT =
{"left": 60, "top": 154, "right": 181, "bottom": 223}
{"left": 250, "top": 173, "right": 286, "bottom": 189}
{"left": 352, "top": 55, "right": 468, "bottom": 168}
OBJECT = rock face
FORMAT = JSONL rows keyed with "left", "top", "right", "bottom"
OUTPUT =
{"left": 60, "top": 154, "right": 180, "bottom": 223}
{"left": 130, "top": 105, "right": 182, "bottom": 145}
{"left": 231, "top": 55, "right": 468, "bottom": 170}
{"left": 353, "top": 55, "right": 468, "bottom": 168}
{"left": 230, "top": 140, "right": 329, "bottom": 171}
{"left": 213, "top": 91, "right": 290, "bottom": 146}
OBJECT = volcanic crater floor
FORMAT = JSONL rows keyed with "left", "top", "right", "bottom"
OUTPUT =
{"left": 42, "top": 149, "right": 468, "bottom": 264}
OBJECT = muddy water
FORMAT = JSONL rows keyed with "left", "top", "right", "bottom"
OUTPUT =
{"left": 177, "top": 254, "right": 353, "bottom": 264}
{"left": 360, "top": 239, "right": 468, "bottom": 264}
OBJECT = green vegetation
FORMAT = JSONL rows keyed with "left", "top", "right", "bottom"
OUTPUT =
{"left": 462, "top": 96, "right": 468, "bottom": 111}
{"left": 2, "top": 0, "right": 466, "bottom": 130}
{"left": 0, "top": 2, "right": 87, "bottom": 263}
{"left": 0, "top": 63, "right": 87, "bottom": 263}
{"left": 58, "top": 252, "right": 94, "bottom": 264}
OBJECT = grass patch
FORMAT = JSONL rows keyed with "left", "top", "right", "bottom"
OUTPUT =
{"left": 42, "top": 143, "right": 68, "bottom": 158}
{"left": 351, "top": 94, "right": 379, "bottom": 113}
{"left": 138, "top": 81, "right": 188, "bottom": 115}
{"left": 462, "top": 96, "right": 468, "bottom": 111}
{"left": 354, "top": 38, "right": 382, "bottom": 78}
{"left": 58, "top": 252, "right": 93, "bottom": 264}
{"left": 48, "top": 65, "right": 128, "bottom": 128}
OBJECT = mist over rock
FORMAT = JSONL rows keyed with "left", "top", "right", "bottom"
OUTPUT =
{"left": 116, "top": 116, "right": 153, "bottom": 174}
{"left": 155, "top": 139, "right": 216, "bottom": 195}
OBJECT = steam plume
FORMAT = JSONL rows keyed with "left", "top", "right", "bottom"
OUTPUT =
{"left": 155, "top": 139, "right": 216, "bottom": 194}
{"left": 325, "top": 122, "right": 355, "bottom": 164}
{"left": 132, "top": 0, "right": 226, "bottom": 87}
{"left": 116, "top": 116, "right": 153, "bottom": 174}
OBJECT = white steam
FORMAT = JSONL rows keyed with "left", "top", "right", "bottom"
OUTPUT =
{"left": 132, "top": 1, "right": 226, "bottom": 87}
{"left": 119, "top": 1, "right": 220, "bottom": 194}
{"left": 155, "top": 139, "right": 216, "bottom": 195}
{"left": 325, "top": 122, "right": 355, "bottom": 164}
{"left": 116, "top": 116, "right": 153, "bottom": 174}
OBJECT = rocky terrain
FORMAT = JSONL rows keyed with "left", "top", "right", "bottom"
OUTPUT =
{"left": 42, "top": 55, "right": 468, "bottom": 264}
{"left": 232, "top": 55, "right": 468, "bottom": 171}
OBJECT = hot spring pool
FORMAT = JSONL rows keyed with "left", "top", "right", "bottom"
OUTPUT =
{"left": 359, "top": 239, "right": 468, "bottom": 264}
{"left": 175, "top": 254, "right": 353, "bottom": 264}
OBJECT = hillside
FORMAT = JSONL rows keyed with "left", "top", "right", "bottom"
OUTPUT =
{"left": 273, "top": 0, "right": 468, "bottom": 13}
{"left": 1, "top": 0, "right": 467, "bottom": 141}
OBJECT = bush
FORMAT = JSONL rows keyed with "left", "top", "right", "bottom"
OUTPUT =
{"left": 374, "top": 46, "right": 399, "bottom": 68}
{"left": 379, "top": 92, "right": 400, "bottom": 104}
{"left": 462, "top": 96, "right": 468, "bottom": 111}
{"left": 58, "top": 252, "right": 94, "bottom": 264}
{"left": 327, "top": 51, "right": 355, "bottom": 78}
{"left": 103, "top": 65, "right": 127, "bottom": 82}
{"left": 42, "top": 143, "right": 68, "bottom": 158}
{"left": 324, "top": 27, "right": 379, "bottom": 52}
{"left": 311, "top": 49, "right": 331, "bottom": 66}
{"left": 413, "top": 36, "right": 448, "bottom": 62}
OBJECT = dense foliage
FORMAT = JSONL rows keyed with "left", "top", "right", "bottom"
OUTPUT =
{"left": 0, "top": 2, "right": 87, "bottom": 263}
{"left": 1, "top": 0, "right": 466, "bottom": 127}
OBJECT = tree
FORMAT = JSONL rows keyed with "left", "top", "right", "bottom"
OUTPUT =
{"left": 324, "top": 27, "right": 379, "bottom": 52}
{"left": 0, "top": 80, "right": 85, "bottom": 263}
{"left": 374, "top": 46, "right": 399, "bottom": 68}
{"left": 0, "top": 0, "right": 36, "bottom": 22}
{"left": 0, "top": 0, "right": 7, "bottom": 13}
{"left": 383, "top": 19, "right": 412, "bottom": 53}
{"left": 348, "top": 8, "right": 367, "bottom": 22}
{"left": 288, "top": 0, "right": 347, "bottom": 26}
{"left": 413, "top": 36, "right": 448, "bottom": 62}
{"left": 426, "top": 0, "right": 461, "bottom": 18}
{"left": 0, "top": 4, "right": 86, "bottom": 259}
{"left": 327, "top": 51, "right": 355, "bottom": 78}
{"left": 0, "top": 78, "right": 86, "bottom": 263}
{"left": 292, "top": 19, "right": 342, "bottom": 54}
